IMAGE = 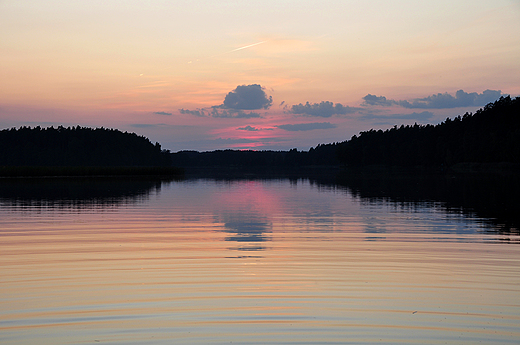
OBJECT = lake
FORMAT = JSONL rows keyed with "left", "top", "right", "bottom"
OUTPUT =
{"left": 1, "top": 175, "right": 519, "bottom": 344}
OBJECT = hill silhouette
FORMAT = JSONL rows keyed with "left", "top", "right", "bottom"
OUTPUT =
{"left": 0, "top": 126, "right": 171, "bottom": 168}
{"left": 336, "top": 95, "right": 519, "bottom": 168}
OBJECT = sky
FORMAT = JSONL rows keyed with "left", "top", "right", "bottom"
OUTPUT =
{"left": 1, "top": 0, "right": 519, "bottom": 152}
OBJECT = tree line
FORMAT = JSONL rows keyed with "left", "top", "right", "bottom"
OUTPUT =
{"left": 170, "top": 144, "right": 339, "bottom": 168}
{"left": 0, "top": 126, "right": 171, "bottom": 167}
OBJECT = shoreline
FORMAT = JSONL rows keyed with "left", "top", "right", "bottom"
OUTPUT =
{"left": 0, "top": 166, "right": 184, "bottom": 178}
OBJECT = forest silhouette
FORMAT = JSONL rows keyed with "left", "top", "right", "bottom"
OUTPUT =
{"left": 0, "top": 126, "right": 170, "bottom": 166}
{"left": 0, "top": 126, "right": 180, "bottom": 176}
{"left": 1, "top": 96, "right": 518, "bottom": 175}
{"left": 336, "top": 95, "right": 519, "bottom": 168}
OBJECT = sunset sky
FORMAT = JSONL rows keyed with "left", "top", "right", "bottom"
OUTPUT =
{"left": 1, "top": 0, "right": 519, "bottom": 152}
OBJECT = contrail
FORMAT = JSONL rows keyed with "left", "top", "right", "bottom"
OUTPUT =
{"left": 188, "top": 40, "right": 268, "bottom": 63}
{"left": 229, "top": 40, "right": 267, "bottom": 52}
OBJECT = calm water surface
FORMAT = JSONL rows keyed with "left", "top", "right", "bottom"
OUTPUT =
{"left": 1, "top": 177, "right": 519, "bottom": 344}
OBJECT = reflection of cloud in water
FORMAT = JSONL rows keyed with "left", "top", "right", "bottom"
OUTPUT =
{"left": 225, "top": 219, "right": 271, "bottom": 241}
{"left": 209, "top": 181, "right": 277, "bottom": 253}
{"left": 218, "top": 213, "right": 272, "bottom": 252}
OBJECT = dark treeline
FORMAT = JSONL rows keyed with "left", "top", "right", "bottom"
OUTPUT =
{"left": 336, "top": 96, "right": 520, "bottom": 168}
{"left": 170, "top": 144, "right": 339, "bottom": 168}
{"left": 0, "top": 126, "right": 172, "bottom": 167}
{"left": 172, "top": 96, "right": 519, "bottom": 170}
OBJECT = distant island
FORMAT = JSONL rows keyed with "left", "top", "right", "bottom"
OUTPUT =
{"left": 1, "top": 96, "right": 518, "bottom": 177}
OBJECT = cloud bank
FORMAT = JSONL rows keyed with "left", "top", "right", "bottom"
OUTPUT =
{"left": 153, "top": 111, "right": 172, "bottom": 116}
{"left": 290, "top": 101, "right": 358, "bottom": 117}
{"left": 276, "top": 122, "right": 337, "bottom": 131}
{"left": 363, "top": 89, "right": 503, "bottom": 109}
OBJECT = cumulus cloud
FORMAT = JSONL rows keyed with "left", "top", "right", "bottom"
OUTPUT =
{"left": 237, "top": 125, "right": 260, "bottom": 131}
{"left": 153, "top": 111, "right": 172, "bottom": 116}
{"left": 179, "top": 84, "right": 271, "bottom": 118}
{"left": 223, "top": 84, "right": 273, "bottom": 110}
{"left": 276, "top": 122, "right": 337, "bottom": 131}
{"left": 363, "top": 89, "right": 503, "bottom": 109}
{"left": 290, "top": 101, "right": 359, "bottom": 117}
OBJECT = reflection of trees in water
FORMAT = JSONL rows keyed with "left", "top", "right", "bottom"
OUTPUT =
{"left": 0, "top": 177, "right": 177, "bottom": 210}
{"left": 310, "top": 172, "right": 520, "bottom": 235}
